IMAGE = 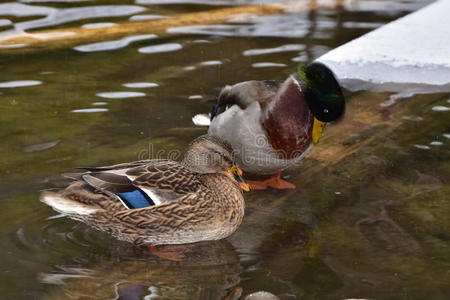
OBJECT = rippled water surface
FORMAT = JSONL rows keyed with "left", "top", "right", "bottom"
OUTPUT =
{"left": 1, "top": 0, "right": 449, "bottom": 299}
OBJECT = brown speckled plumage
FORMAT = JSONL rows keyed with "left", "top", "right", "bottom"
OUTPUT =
{"left": 40, "top": 135, "right": 245, "bottom": 246}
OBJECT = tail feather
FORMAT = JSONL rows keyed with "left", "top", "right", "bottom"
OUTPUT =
{"left": 40, "top": 191, "right": 100, "bottom": 216}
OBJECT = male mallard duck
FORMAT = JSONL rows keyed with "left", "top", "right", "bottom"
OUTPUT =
{"left": 40, "top": 135, "right": 250, "bottom": 248}
{"left": 208, "top": 62, "right": 345, "bottom": 190}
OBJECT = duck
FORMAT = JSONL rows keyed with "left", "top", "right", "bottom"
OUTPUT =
{"left": 208, "top": 62, "right": 345, "bottom": 190}
{"left": 40, "top": 135, "right": 250, "bottom": 250}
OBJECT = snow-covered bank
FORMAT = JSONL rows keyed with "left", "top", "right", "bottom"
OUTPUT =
{"left": 319, "top": 0, "right": 450, "bottom": 92}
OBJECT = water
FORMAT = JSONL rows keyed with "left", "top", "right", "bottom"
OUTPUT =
{"left": 1, "top": 0, "right": 449, "bottom": 299}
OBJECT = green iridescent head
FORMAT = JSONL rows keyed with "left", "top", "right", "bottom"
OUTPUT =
{"left": 297, "top": 61, "right": 346, "bottom": 122}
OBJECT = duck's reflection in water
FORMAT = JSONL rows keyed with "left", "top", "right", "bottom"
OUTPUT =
{"left": 40, "top": 240, "right": 242, "bottom": 300}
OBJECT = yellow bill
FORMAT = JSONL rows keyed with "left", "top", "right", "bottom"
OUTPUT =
{"left": 312, "top": 117, "right": 326, "bottom": 144}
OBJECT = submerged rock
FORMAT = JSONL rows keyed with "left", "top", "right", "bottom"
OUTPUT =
{"left": 244, "top": 291, "right": 280, "bottom": 300}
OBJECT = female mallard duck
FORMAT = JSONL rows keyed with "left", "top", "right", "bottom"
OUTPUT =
{"left": 208, "top": 62, "right": 345, "bottom": 190}
{"left": 40, "top": 135, "right": 249, "bottom": 248}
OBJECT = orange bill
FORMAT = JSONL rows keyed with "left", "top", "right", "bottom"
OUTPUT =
{"left": 227, "top": 165, "right": 250, "bottom": 192}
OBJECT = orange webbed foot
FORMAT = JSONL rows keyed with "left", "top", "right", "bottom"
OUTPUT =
{"left": 148, "top": 244, "right": 193, "bottom": 262}
{"left": 246, "top": 179, "right": 270, "bottom": 190}
{"left": 246, "top": 172, "right": 296, "bottom": 190}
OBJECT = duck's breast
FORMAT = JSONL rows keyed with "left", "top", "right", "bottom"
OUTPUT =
{"left": 263, "top": 76, "right": 314, "bottom": 160}
{"left": 209, "top": 102, "right": 310, "bottom": 174}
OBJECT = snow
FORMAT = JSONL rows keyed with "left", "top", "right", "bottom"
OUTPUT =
{"left": 318, "top": 0, "right": 450, "bottom": 92}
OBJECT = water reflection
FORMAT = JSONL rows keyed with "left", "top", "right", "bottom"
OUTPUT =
{"left": 243, "top": 44, "right": 304, "bottom": 56}
{"left": 1, "top": 0, "right": 446, "bottom": 299}
{"left": 136, "top": 0, "right": 295, "bottom": 5}
{"left": 342, "top": 21, "right": 384, "bottom": 29}
{"left": 200, "top": 60, "right": 223, "bottom": 66}
{"left": 74, "top": 34, "right": 157, "bottom": 52}
{"left": 401, "top": 115, "right": 423, "bottom": 121}
{"left": 431, "top": 105, "right": 450, "bottom": 111}
{"left": 0, "top": 43, "right": 28, "bottom": 49}
{"left": 0, "top": 80, "right": 42, "bottom": 88}
{"left": 251, "top": 62, "right": 286, "bottom": 68}
{"left": 0, "top": 4, "right": 146, "bottom": 35}
{"left": 167, "top": 12, "right": 335, "bottom": 39}
{"left": 21, "top": 0, "right": 94, "bottom": 3}
{"left": 136, "top": 0, "right": 231, "bottom": 5}
{"left": 96, "top": 91, "right": 146, "bottom": 99}
{"left": 0, "top": 19, "right": 13, "bottom": 27}
{"left": 129, "top": 14, "right": 167, "bottom": 21}
{"left": 123, "top": 82, "right": 159, "bottom": 88}
{"left": 81, "top": 22, "right": 117, "bottom": 29}
{"left": 91, "top": 101, "right": 108, "bottom": 106}
{"left": 71, "top": 108, "right": 109, "bottom": 113}
{"left": 39, "top": 240, "right": 241, "bottom": 300}
{"left": 138, "top": 43, "right": 183, "bottom": 54}
{"left": 23, "top": 140, "right": 60, "bottom": 153}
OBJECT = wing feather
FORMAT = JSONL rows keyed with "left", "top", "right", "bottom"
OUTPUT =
{"left": 211, "top": 80, "right": 283, "bottom": 120}
{"left": 67, "top": 160, "right": 203, "bottom": 209}
{"left": 77, "top": 159, "right": 167, "bottom": 172}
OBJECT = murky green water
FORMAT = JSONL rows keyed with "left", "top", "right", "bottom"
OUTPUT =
{"left": 1, "top": 0, "right": 449, "bottom": 299}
